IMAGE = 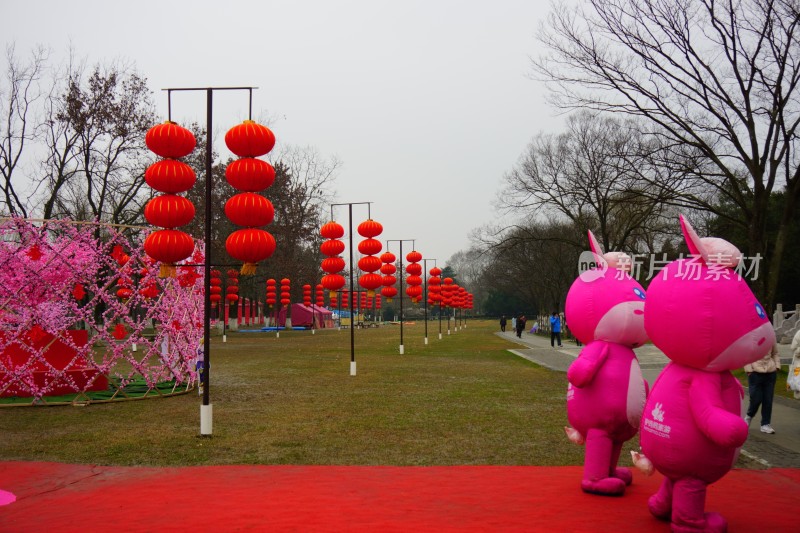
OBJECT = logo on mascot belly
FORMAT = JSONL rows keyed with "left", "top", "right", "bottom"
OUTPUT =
{"left": 643, "top": 402, "right": 671, "bottom": 438}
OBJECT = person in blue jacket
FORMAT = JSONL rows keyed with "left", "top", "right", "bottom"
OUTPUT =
{"left": 550, "top": 311, "right": 563, "bottom": 348}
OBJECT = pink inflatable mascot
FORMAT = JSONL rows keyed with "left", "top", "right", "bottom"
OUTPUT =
{"left": 564, "top": 231, "right": 648, "bottom": 496}
{"left": 635, "top": 216, "right": 774, "bottom": 532}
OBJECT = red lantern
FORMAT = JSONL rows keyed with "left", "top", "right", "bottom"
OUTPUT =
{"left": 358, "top": 238, "right": 382, "bottom": 256}
{"left": 72, "top": 283, "right": 86, "bottom": 301}
{"left": 225, "top": 120, "right": 276, "bottom": 158}
{"left": 144, "top": 194, "right": 195, "bottom": 228}
{"left": 224, "top": 193, "right": 275, "bottom": 227}
{"left": 381, "top": 286, "right": 398, "bottom": 301}
{"left": 116, "top": 287, "right": 133, "bottom": 300}
{"left": 357, "top": 219, "right": 383, "bottom": 238}
{"left": 357, "top": 255, "right": 382, "bottom": 273}
{"left": 144, "top": 230, "right": 195, "bottom": 277}
{"left": 145, "top": 121, "right": 196, "bottom": 159}
{"left": 320, "top": 221, "right": 345, "bottom": 239}
{"left": 320, "top": 239, "right": 345, "bottom": 256}
{"left": 225, "top": 158, "right": 276, "bottom": 191}
{"left": 145, "top": 159, "right": 196, "bottom": 193}
{"left": 303, "top": 284, "right": 312, "bottom": 306}
{"left": 358, "top": 273, "right": 382, "bottom": 295}
{"left": 322, "top": 257, "right": 346, "bottom": 273}
{"left": 406, "top": 251, "right": 421, "bottom": 264}
{"left": 321, "top": 274, "right": 346, "bottom": 295}
{"left": 225, "top": 228, "right": 276, "bottom": 275}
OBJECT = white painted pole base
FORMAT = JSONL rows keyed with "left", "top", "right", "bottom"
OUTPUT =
{"left": 222, "top": 334, "right": 227, "bottom": 343}
{"left": 200, "top": 404, "right": 213, "bottom": 435}
{"left": 131, "top": 343, "right": 137, "bottom": 352}
{"left": 312, "top": 329, "right": 316, "bottom": 335}
{"left": 438, "top": 333, "right": 442, "bottom": 340}
{"left": 447, "top": 329, "right": 451, "bottom": 335}
{"left": 399, "top": 344, "right": 404, "bottom": 355}
{"left": 424, "top": 337, "right": 428, "bottom": 345}
{"left": 350, "top": 361, "right": 357, "bottom": 376}
{"left": 276, "top": 331, "right": 280, "bottom": 338}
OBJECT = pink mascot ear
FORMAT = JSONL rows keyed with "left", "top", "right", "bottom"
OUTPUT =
{"left": 587, "top": 230, "right": 604, "bottom": 264}
{"left": 679, "top": 215, "right": 708, "bottom": 263}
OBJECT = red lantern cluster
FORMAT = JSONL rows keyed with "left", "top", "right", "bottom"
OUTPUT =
{"left": 428, "top": 267, "right": 442, "bottom": 307}
{"left": 266, "top": 278, "right": 277, "bottom": 308}
{"left": 315, "top": 284, "right": 325, "bottom": 307}
{"left": 320, "top": 221, "right": 346, "bottom": 298}
{"left": 405, "top": 250, "right": 423, "bottom": 304}
{"left": 357, "top": 219, "right": 383, "bottom": 297}
{"left": 280, "top": 278, "right": 291, "bottom": 307}
{"left": 441, "top": 277, "right": 455, "bottom": 308}
{"left": 210, "top": 269, "right": 223, "bottom": 304}
{"left": 226, "top": 269, "right": 240, "bottom": 304}
{"left": 303, "top": 284, "right": 312, "bottom": 307}
{"left": 224, "top": 120, "right": 277, "bottom": 275}
{"left": 375, "top": 295, "right": 382, "bottom": 311}
{"left": 379, "top": 251, "right": 398, "bottom": 302}
{"left": 143, "top": 121, "right": 197, "bottom": 277}
{"left": 341, "top": 290, "right": 349, "bottom": 309}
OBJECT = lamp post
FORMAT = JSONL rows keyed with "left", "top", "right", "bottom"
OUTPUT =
{"left": 330, "top": 202, "right": 372, "bottom": 375}
{"left": 163, "top": 85, "right": 259, "bottom": 436}
{"left": 422, "top": 258, "right": 437, "bottom": 345}
{"left": 386, "top": 239, "right": 414, "bottom": 354}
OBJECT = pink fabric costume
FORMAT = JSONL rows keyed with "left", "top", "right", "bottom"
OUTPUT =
{"left": 564, "top": 231, "right": 648, "bottom": 496}
{"left": 637, "top": 216, "right": 774, "bottom": 532}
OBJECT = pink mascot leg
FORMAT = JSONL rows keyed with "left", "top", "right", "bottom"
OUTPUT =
{"left": 647, "top": 477, "right": 673, "bottom": 520}
{"left": 610, "top": 441, "right": 632, "bottom": 485}
{"left": 581, "top": 429, "right": 626, "bottom": 495}
{"left": 672, "top": 477, "right": 727, "bottom": 533}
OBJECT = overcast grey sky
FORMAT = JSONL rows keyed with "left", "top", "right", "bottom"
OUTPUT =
{"left": 2, "top": 0, "right": 563, "bottom": 264}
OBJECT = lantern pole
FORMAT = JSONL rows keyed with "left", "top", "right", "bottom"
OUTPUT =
{"left": 163, "top": 85, "right": 258, "bottom": 437}
{"left": 330, "top": 201, "right": 372, "bottom": 376}
{"left": 422, "top": 258, "right": 437, "bottom": 346}
{"left": 386, "top": 239, "right": 414, "bottom": 355}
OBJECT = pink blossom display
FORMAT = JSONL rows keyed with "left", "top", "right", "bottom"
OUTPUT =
{"left": 0, "top": 218, "right": 203, "bottom": 403}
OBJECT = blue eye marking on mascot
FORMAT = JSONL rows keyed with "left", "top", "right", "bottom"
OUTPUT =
{"left": 633, "top": 287, "right": 645, "bottom": 300}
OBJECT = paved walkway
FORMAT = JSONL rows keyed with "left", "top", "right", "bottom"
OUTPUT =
{"left": 498, "top": 330, "right": 800, "bottom": 468}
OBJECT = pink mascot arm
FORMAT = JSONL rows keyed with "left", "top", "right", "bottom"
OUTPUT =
{"left": 688, "top": 377, "right": 748, "bottom": 448}
{"left": 567, "top": 343, "right": 609, "bottom": 388}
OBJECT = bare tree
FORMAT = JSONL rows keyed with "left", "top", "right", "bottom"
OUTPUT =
{"left": 535, "top": 0, "right": 800, "bottom": 310}
{"left": 499, "top": 111, "right": 676, "bottom": 253}
{"left": 40, "top": 57, "right": 156, "bottom": 225}
{"left": 0, "top": 45, "right": 48, "bottom": 217}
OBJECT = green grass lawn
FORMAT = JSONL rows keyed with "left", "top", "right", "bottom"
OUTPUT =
{"left": 0, "top": 319, "right": 594, "bottom": 467}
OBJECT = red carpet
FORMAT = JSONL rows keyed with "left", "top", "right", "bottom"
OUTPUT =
{"left": 0, "top": 463, "right": 797, "bottom": 532}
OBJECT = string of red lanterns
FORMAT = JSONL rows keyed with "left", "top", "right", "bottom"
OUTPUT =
{"left": 280, "top": 278, "right": 291, "bottom": 307}
{"left": 266, "top": 278, "right": 277, "bottom": 308}
{"left": 357, "top": 219, "right": 383, "bottom": 297}
{"left": 142, "top": 121, "right": 197, "bottom": 277}
{"left": 320, "top": 221, "right": 346, "bottom": 298}
{"left": 379, "top": 251, "right": 398, "bottom": 302}
{"left": 223, "top": 120, "right": 277, "bottom": 275}
{"left": 405, "top": 250, "right": 423, "bottom": 304}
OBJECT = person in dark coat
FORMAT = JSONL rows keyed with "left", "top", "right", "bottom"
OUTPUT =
{"left": 516, "top": 315, "right": 526, "bottom": 338}
{"left": 500, "top": 315, "right": 507, "bottom": 332}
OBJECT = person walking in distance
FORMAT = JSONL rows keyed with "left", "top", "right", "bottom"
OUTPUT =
{"left": 500, "top": 315, "right": 507, "bottom": 332}
{"left": 516, "top": 315, "right": 527, "bottom": 338}
{"left": 744, "top": 341, "right": 781, "bottom": 434}
{"left": 550, "top": 311, "right": 563, "bottom": 348}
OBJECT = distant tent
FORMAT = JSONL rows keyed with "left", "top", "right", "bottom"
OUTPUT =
{"left": 277, "top": 303, "right": 334, "bottom": 328}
